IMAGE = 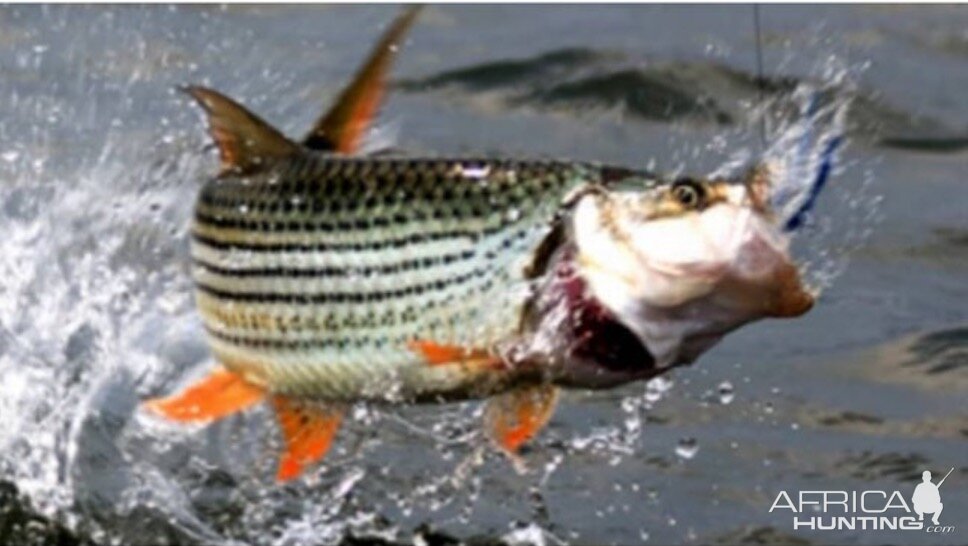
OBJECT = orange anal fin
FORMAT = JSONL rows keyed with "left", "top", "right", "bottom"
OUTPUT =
{"left": 303, "top": 6, "right": 422, "bottom": 154}
{"left": 407, "top": 340, "right": 503, "bottom": 369}
{"left": 144, "top": 367, "right": 265, "bottom": 422}
{"left": 272, "top": 396, "right": 343, "bottom": 482}
{"left": 485, "top": 384, "right": 559, "bottom": 454}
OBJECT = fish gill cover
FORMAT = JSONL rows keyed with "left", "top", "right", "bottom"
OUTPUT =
{"left": 0, "top": 5, "right": 965, "bottom": 546}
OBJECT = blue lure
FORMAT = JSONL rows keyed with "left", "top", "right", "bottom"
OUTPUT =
{"left": 777, "top": 92, "right": 844, "bottom": 233}
{"left": 783, "top": 134, "right": 843, "bottom": 232}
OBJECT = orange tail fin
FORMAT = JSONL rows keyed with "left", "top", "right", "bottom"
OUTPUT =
{"left": 144, "top": 367, "right": 265, "bottom": 422}
{"left": 273, "top": 397, "right": 344, "bottom": 482}
{"left": 485, "top": 384, "right": 559, "bottom": 453}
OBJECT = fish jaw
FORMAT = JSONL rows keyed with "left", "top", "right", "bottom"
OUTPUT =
{"left": 570, "top": 185, "right": 814, "bottom": 368}
{"left": 515, "top": 245, "right": 663, "bottom": 389}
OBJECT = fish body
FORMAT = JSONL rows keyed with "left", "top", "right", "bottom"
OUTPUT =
{"left": 191, "top": 155, "right": 609, "bottom": 402}
{"left": 146, "top": 7, "right": 824, "bottom": 481}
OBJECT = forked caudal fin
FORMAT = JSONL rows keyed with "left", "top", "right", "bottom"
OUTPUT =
{"left": 144, "top": 368, "right": 345, "bottom": 482}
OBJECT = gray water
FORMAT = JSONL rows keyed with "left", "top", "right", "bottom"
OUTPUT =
{"left": 0, "top": 5, "right": 965, "bottom": 546}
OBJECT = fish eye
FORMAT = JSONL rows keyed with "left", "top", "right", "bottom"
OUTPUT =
{"left": 671, "top": 178, "right": 705, "bottom": 209}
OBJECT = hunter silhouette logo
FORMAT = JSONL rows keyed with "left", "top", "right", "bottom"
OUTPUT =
{"left": 912, "top": 468, "right": 952, "bottom": 526}
{"left": 770, "top": 467, "right": 957, "bottom": 533}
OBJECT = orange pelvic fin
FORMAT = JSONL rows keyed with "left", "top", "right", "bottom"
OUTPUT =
{"left": 302, "top": 6, "right": 423, "bottom": 154}
{"left": 272, "top": 396, "right": 344, "bottom": 482}
{"left": 407, "top": 340, "right": 503, "bottom": 369}
{"left": 485, "top": 384, "right": 559, "bottom": 453}
{"left": 144, "top": 367, "right": 265, "bottom": 422}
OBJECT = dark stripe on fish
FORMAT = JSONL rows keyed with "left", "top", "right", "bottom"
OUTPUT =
{"left": 204, "top": 326, "right": 395, "bottom": 350}
{"left": 193, "top": 206, "right": 513, "bottom": 232}
{"left": 191, "top": 224, "right": 534, "bottom": 253}
{"left": 195, "top": 269, "right": 496, "bottom": 304}
{"left": 197, "top": 296, "right": 439, "bottom": 333}
{"left": 192, "top": 249, "right": 477, "bottom": 278}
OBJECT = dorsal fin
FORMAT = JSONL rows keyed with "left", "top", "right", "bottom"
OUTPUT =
{"left": 182, "top": 85, "right": 299, "bottom": 175}
{"left": 303, "top": 5, "right": 422, "bottom": 154}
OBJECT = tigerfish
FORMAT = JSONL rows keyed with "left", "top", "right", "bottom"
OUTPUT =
{"left": 146, "top": 6, "right": 817, "bottom": 481}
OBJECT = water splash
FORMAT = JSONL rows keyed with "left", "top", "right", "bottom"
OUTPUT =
{"left": 704, "top": 54, "right": 880, "bottom": 295}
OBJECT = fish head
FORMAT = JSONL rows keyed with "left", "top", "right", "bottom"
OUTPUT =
{"left": 572, "top": 166, "right": 814, "bottom": 368}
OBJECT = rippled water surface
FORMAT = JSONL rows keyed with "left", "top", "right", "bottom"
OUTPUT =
{"left": 0, "top": 5, "right": 966, "bottom": 546}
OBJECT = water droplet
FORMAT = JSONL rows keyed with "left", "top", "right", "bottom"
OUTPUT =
{"left": 675, "top": 437, "right": 699, "bottom": 460}
{"left": 644, "top": 376, "right": 673, "bottom": 403}
{"left": 503, "top": 523, "right": 547, "bottom": 546}
{"left": 717, "top": 380, "right": 735, "bottom": 405}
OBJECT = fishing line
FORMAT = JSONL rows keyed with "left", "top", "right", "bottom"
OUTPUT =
{"left": 752, "top": 4, "right": 768, "bottom": 150}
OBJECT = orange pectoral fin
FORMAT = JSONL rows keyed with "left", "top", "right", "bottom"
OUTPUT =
{"left": 407, "top": 340, "right": 503, "bottom": 369}
{"left": 485, "top": 384, "right": 559, "bottom": 454}
{"left": 144, "top": 367, "right": 265, "bottom": 422}
{"left": 272, "top": 396, "right": 344, "bottom": 482}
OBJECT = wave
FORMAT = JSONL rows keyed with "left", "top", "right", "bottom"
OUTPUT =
{"left": 397, "top": 48, "right": 968, "bottom": 153}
